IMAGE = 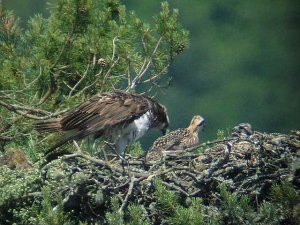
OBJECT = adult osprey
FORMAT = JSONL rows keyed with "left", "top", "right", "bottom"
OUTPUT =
{"left": 35, "top": 91, "right": 169, "bottom": 156}
{"left": 146, "top": 115, "right": 205, "bottom": 161}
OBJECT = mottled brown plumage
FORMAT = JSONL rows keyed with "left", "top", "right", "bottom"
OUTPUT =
{"left": 146, "top": 115, "right": 205, "bottom": 161}
{"left": 35, "top": 91, "right": 169, "bottom": 155}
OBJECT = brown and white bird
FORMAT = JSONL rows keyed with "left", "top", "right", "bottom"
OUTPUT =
{"left": 35, "top": 91, "right": 169, "bottom": 156}
{"left": 146, "top": 115, "right": 205, "bottom": 161}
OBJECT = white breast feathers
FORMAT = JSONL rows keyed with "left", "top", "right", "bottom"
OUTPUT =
{"left": 112, "top": 111, "right": 152, "bottom": 155}
{"left": 132, "top": 111, "right": 152, "bottom": 141}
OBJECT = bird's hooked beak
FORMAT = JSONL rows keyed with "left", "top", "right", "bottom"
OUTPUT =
{"left": 198, "top": 119, "right": 206, "bottom": 129}
{"left": 161, "top": 128, "right": 167, "bottom": 135}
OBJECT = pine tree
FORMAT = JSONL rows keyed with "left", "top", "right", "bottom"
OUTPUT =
{"left": 0, "top": 0, "right": 188, "bottom": 156}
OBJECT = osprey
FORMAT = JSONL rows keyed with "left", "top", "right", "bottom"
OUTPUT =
{"left": 35, "top": 91, "right": 169, "bottom": 156}
{"left": 146, "top": 115, "right": 205, "bottom": 161}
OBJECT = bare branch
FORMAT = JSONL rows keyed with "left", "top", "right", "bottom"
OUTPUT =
{"left": 0, "top": 99, "right": 67, "bottom": 120}
{"left": 118, "top": 176, "right": 137, "bottom": 213}
{"left": 101, "top": 56, "right": 120, "bottom": 92}
{"left": 68, "top": 64, "right": 90, "bottom": 97}
{"left": 100, "top": 37, "right": 120, "bottom": 91}
{"left": 111, "top": 36, "right": 119, "bottom": 61}
{"left": 127, "top": 37, "right": 163, "bottom": 91}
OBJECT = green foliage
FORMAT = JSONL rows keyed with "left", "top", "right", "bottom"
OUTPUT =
{"left": 127, "top": 142, "right": 144, "bottom": 157}
{"left": 0, "top": 166, "right": 39, "bottom": 206}
{"left": 12, "top": 188, "right": 72, "bottom": 225}
{"left": 105, "top": 196, "right": 124, "bottom": 225}
{"left": 127, "top": 204, "right": 150, "bottom": 225}
{"left": 270, "top": 181, "right": 299, "bottom": 208}
{"left": 217, "top": 182, "right": 300, "bottom": 225}
{"left": 153, "top": 178, "right": 178, "bottom": 215}
{"left": 267, "top": 181, "right": 300, "bottom": 223}
{"left": 0, "top": 0, "right": 188, "bottom": 153}
{"left": 167, "top": 197, "right": 204, "bottom": 225}
{"left": 0, "top": 164, "right": 69, "bottom": 224}
{"left": 257, "top": 201, "right": 282, "bottom": 225}
{"left": 219, "top": 183, "right": 255, "bottom": 224}
{"left": 38, "top": 189, "right": 70, "bottom": 225}
{"left": 19, "top": 134, "right": 42, "bottom": 162}
{"left": 0, "top": 166, "right": 40, "bottom": 224}
{"left": 153, "top": 179, "right": 205, "bottom": 224}
{"left": 216, "top": 129, "right": 225, "bottom": 140}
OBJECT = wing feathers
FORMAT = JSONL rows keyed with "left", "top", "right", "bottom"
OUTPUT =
{"left": 60, "top": 92, "right": 150, "bottom": 133}
{"left": 35, "top": 91, "right": 167, "bottom": 153}
{"left": 34, "top": 118, "right": 62, "bottom": 133}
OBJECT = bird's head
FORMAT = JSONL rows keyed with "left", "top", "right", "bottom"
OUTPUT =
{"left": 152, "top": 104, "right": 169, "bottom": 135}
{"left": 188, "top": 115, "right": 205, "bottom": 133}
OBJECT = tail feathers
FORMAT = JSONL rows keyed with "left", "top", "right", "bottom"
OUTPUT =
{"left": 45, "top": 129, "right": 92, "bottom": 155}
{"left": 34, "top": 118, "right": 62, "bottom": 133}
{"left": 45, "top": 138, "right": 72, "bottom": 155}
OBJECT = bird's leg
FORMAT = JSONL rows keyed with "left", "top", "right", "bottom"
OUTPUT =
{"left": 104, "top": 140, "right": 126, "bottom": 162}
{"left": 87, "top": 137, "right": 109, "bottom": 161}
{"left": 120, "top": 146, "right": 133, "bottom": 175}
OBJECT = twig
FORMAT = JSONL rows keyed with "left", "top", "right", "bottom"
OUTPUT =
{"left": 69, "top": 64, "right": 90, "bottom": 97}
{"left": 73, "top": 140, "right": 84, "bottom": 154}
{"left": 184, "top": 138, "right": 237, "bottom": 152}
{"left": 161, "top": 181, "right": 189, "bottom": 196}
{"left": 114, "top": 180, "right": 130, "bottom": 190}
{"left": 126, "top": 64, "right": 132, "bottom": 92}
{"left": 37, "top": 71, "right": 57, "bottom": 106}
{"left": 111, "top": 36, "right": 118, "bottom": 61}
{"left": 0, "top": 135, "right": 13, "bottom": 141}
{"left": 101, "top": 57, "right": 120, "bottom": 91}
{"left": 127, "top": 37, "right": 163, "bottom": 91}
{"left": 0, "top": 100, "right": 45, "bottom": 120}
{"left": 0, "top": 99, "right": 68, "bottom": 120}
{"left": 63, "top": 147, "right": 146, "bottom": 178}
{"left": 118, "top": 176, "right": 137, "bottom": 213}
{"left": 142, "top": 63, "right": 170, "bottom": 84}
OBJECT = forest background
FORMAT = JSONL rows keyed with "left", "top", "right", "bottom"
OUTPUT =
{"left": 0, "top": 1, "right": 299, "bottom": 224}
{"left": 2, "top": 0, "right": 300, "bottom": 146}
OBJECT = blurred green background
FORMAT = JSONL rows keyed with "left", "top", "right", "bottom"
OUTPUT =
{"left": 2, "top": 0, "right": 300, "bottom": 143}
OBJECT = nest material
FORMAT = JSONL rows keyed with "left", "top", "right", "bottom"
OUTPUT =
{"left": 41, "top": 125, "right": 300, "bottom": 221}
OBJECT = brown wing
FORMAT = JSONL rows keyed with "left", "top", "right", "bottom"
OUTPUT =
{"left": 61, "top": 91, "right": 150, "bottom": 136}
{"left": 43, "top": 92, "right": 152, "bottom": 154}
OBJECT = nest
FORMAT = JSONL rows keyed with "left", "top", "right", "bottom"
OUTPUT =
{"left": 40, "top": 124, "right": 300, "bottom": 222}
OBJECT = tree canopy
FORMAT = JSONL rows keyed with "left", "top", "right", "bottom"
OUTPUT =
{"left": 0, "top": 1, "right": 299, "bottom": 224}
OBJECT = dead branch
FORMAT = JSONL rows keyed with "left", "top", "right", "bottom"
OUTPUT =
{"left": 118, "top": 176, "right": 137, "bottom": 213}
{"left": 127, "top": 37, "right": 163, "bottom": 91}
{"left": 0, "top": 99, "right": 67, "bottom": 120}
{"left": 37, "top": 127, "right": 299, "bottom": 220}
{"left": 68, "top": 64, "right": 90, "bottom": 97}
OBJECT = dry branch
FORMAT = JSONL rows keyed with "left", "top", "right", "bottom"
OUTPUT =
{"left": 35, "top": 126, "right": 299, "bottom": 220}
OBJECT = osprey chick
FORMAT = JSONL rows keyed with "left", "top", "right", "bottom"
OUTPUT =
{"left": 146, "top": 115, "right": 205, "bottom": 161}
{"left": 35, "top": 91, "right": 169, "bottom": 156}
